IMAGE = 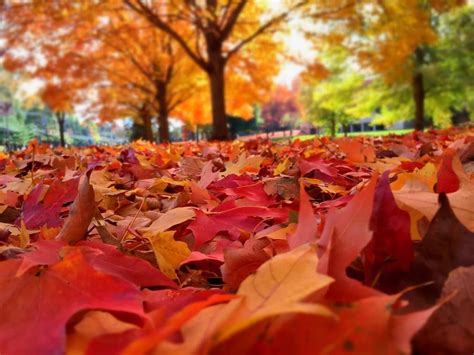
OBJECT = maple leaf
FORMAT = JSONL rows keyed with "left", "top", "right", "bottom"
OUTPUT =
{"left": 67, "top": 311, "right": 140, "bottom": 355}
{"left": 338, "top": 139, "right": 376, "bottom": 163}
{"left": 363, "top": 171, "right": 414, "bottom": 283}
{"left": 223, "top": 154, "right": 263, "bottom": 176}
{"left": 22, "top": 177, "right": 79, "bottom": 229}
{"left": 0, "top": 248, "right": 145, "bottom": 355}
{"left": 221, "top": 238, "right": 271, "bottom": 290}
{"left": 145, "top": 207, "right": 195, "bottom": 233}
{"left": 394, "top": 157, "right": 474, "bottom": 232}
{"left": 417, "top": 193, "right": 474, "bottom": 289}
{"left": 288, "top": 180, "right": 318, "bottom": 249}
{"left": 145, "top": 230, "right": 191, "bottom": 279}
{"left": 413, "top": 266, "right": 474, "bottom": 354}
{"left": 214, "top": 293, "right": 436, "bottom": 355}
{"left": 159, "top": 244, "right": 334, "bottom": 354}
{"left": 298, "top": 157, "right": 338, "bottom": 177}
{"left": 436, "top": 148, "right": 460, "bottom": 193}
{"left": 318, "top": 175, "right": 381, "bottom": 301}
{"left": 188, "top": 207, "right": 288, "bottom": 249}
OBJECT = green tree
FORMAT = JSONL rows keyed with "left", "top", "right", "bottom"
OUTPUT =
{"left": 345, "top": 6, "right": 474, "bottom": 128}
{"left": 301, "top": 49, "right": 366, "bottom": 136}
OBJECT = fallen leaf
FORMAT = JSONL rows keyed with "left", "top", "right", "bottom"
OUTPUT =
{"left": 67, "top": 311, "right": 139, "bottom": 355}
{"left": 288, "top": 181, "right": 318, "bottom": 249}
{"left": 146, "top": 230, "right": 191, "bottom": 279}
{"left": 394, "top": 163, "right": 474, "bottom": 232}
{"left": 146, "top": 207, "right": 195, "bottom": 233}
{"left": 215, "top": 243, "right": 334, "bottom": 342}
{"left": 0, "top": 248, "right": 144, "bottom": 355}
{"left": 418, "top": 193, "right": 474, "bottom": 289}
{"left": 318, "top": 175, "right": 380, "bottom": 301}
{"left": 436, "top": 149, "right": 460, "bottom": 193}
{"left": 221, "top": 238, "right": 271, "bottom": 290}
{"left": 57, "top": 172, "right": 95, "bottom": 244}
{"left": 413, "top": 266, "right": 474, "bottom": 354}
{"left": 22, "top": 177, "right": 79, "bottom": 229}
{"left": 363, "top": 171, "right": 413, "bottom": 283}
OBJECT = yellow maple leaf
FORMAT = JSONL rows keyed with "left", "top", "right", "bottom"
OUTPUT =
{"left": 146, "top": 231, "right": 191, "bottom": 279}
{"left": 273, "top": 158, "right": 289, "bottom": 176}
{"left": 215, "top": 243, "right": 334, "bottom": 342}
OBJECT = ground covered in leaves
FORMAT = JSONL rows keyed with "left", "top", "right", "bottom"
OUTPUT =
{"left": 0, "top": 128, "right": 473, "bottom": 355}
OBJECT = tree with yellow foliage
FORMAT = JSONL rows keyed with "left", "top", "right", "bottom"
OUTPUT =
{"left": 305, "top": 0, "right": 466, "bottom": 130}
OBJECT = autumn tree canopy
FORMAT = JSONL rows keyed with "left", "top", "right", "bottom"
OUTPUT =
{"left": 303, "top": 0, "right": 467, "bottom": 131}
{"left": 123, "top": 0, "right": 363, "bottom": 139}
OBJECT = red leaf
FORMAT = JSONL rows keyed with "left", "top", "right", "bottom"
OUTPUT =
{"left": 221, "top": 238, "right": 271, "bottom": 290}
{"left": 224, "top": 182, "right": 275, "bottom": 206}
{"left": 18, "top": 240, "right": 177, "bottom": 288}
{"left": 288, "top": 181, "right": 318, "bottom": 249}
{"left": 78, "top": 241, "right": 177, "bottom": 289}
{"left": 22, "top": 177, "right": 79, "bottom": 229}
{"left": 212, "top": 293, "right": 435, "bottom": 355}
{"left": 363, "top": 171, "right": 414, "bottom": 283}
{"left": 298, "top": 157, "right": 337, "bottom": 177}
{"left": 436, "top": 148, "right": 460, "bottom": 193}
{"left": 318, "top": 175, "right": 380, "bottom": 301}
{"left": 142, "top": 288, "right": 226, "bottom": 315}
{"left": 188, "top": 207, "right": 287, "bottom": 248}
{"left": 0, "top": 248, "right": 144, "bottom": 355}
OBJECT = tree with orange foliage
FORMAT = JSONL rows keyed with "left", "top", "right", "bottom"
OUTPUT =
{"left": 0, "top": 2, "right": 203, "bottom": 143}
{"left": 85, "top": 14, "right": 205, "bottom": 143}
{"left": 122, "top": 0, "right": 321, "bottom": 140}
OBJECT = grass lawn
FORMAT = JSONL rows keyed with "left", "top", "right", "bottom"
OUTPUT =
{"left": 273, "top": 129, "right": 414, "bottom": 142}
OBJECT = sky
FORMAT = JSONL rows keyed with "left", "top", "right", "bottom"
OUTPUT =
{"left": 276, "top": 29, "right": 309, "bottom": 86}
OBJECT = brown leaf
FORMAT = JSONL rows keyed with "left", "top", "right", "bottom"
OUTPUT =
{"left": 413, "top": 266, "right": 474, "bottom": 355}
{"left": 57, "top": 172, "right": 95, "bottom": 244}
{"left": 418, "top": 193, "right": 474, "bottom": 289}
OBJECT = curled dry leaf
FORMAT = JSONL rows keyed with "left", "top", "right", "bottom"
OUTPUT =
{"left": 56, "top": 172, "right": 95, "bottom": 244}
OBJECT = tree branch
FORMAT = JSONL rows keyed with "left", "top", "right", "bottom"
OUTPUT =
{"left": 124, "top": 0, "right": 209, "bottom": 70}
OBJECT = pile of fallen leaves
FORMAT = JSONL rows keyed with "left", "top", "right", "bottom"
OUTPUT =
{"left": 0, "top": 127, "right": 473, "bottom": 355}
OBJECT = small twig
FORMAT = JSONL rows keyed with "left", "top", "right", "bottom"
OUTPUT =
{"left": 119, "top": 196, "right": 147, "bottom": 245}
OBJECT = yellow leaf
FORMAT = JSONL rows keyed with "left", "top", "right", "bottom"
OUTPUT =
{"left": 394, "top": 170, "right": 474, "bottom": 232}
{"left": 152, "top": 243, "right": 335, "bottom": 354}
{"left": 320, "top": 184, "right": 347, "bottom": 195}
{"left": 303, "top": 177, "right": 323, "bottom": 185}
{"left": 391, "top": 162, "right": 436, "bottom": 192}
{"left": 223, "top": 154, "right": 263, "bottom": 176}
{"left": 147, "top": 207, "right": 195, "bottom": 233}
{"left": 273, "top": 158, "right": 289, "bottom": 176}
{"left": 67, "top": 311, "right": 138, "bottom": 355}
{"left": 146, "top": 231, "right": 191, "bottom": 279}
{"left": 257, "top": 223, "right": 297, "bottom": 240}
{"left": 215, "top": 243, "right": 334, "bottom": 342}
{"left": 19, "top": 220, "right": 30, "bottom": 248}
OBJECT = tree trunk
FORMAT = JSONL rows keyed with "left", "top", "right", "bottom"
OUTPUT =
{"left": 142, "top": 114, "right": 153, "bottom": 141}
{"left": 413, "top": 71, "right": 425, "bottom": 131}
{"left": 56, "top": 112, "right": 66, "bottom": 147}
{"left": 157, "top": 82, "right": 170, "bottom": 143}
{"left": 208, "top": 51, "right": 228, "bottom": 140}
{"left": 330, "top": 117, "right": 336, "bottom": 137}
{"left": 342, "top": 124, "right": 349, "bottom": 137}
